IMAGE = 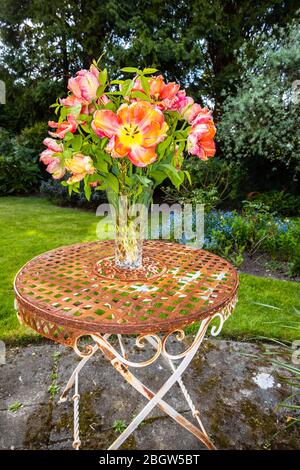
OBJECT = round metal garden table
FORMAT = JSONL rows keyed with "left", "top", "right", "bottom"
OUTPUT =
{"left": 14, "top": 240, "right": 239, "bottom": 450}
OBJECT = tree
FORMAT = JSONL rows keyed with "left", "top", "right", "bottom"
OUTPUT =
{"left": 218, "top": 17, "right": 300, "bottom": 192}
{"left": 0, "top": 0, "right": 299, "bottom": 133}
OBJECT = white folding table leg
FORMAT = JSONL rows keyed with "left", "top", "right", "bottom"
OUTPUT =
{"left": 59, "top": 344, "right": 98, "bottom": 402}
{"left": 59, "top": 334, "right": 111, "bottom": 402}
{"left": 109, "top": 357, "right": 216, "bottom": 450}
{"left": 72, "top": 372, "right": 81, "bottom": 450}
{"left": 146, "top": 335, "right": 208, "bottom": 437}
{"left": 108, "top": 317, "right": 211, "bottom": 450}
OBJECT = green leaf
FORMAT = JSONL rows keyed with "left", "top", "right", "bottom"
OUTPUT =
{"left": 63, "top": 132, "right": 74, "bottom": 142}
{"left": 96, "top": 158, "right": 108, "bottom": 173}
{"left": 95, "top": 182, "right": 106, "bottom": 191}
{"left": 104, "top": 101, "right": 116, "bottom": 111}
{"left": 110, "top": 79, "right": 124, "bottom": 85}
{"left": 96, "top": 84, "right": 106, "bottom": 98}
{"left": 105, "top": 91, "right": 123, "bottom": 96}
{"left": 59, "top": 107, "right": 68, "bottom": 120}
{"left": 157, "top": 136, "right": 172, "bottom": 158}
{"left": 84, "top": 177, "right": 92, "bottom": 201}
{"left": 121, "top": 67, "right": 141, "bottom": 73}
{"left": 148, "top": 170, "right": 167, "bottom": 188}
{"left": 81, "top": 124, "right": 90, "bottom": 133}
{"left": 184, "top": 170, "right": 192, "bottom": 185}
{"left": 121, "top": 79, "right": 134, "bottom": 97}
{"left": 72, "top": 135, "right": 82, "bottom": 152}
{"left": 157, "top": 163, "right": 184, "bottom": 189}
{"left": 130, "top": 91, "right": 150, "bottom": 101}
{"left": 62, "top": 148, "right": 73, "bottom": 159}
{"left": 105, "top": 173, "right": 119, "bottom": 193}
{"left": 134, "top": 174, "right": 152, "bottom": 186}
{"left": 140, "top": 75, "right": 150, "bottom": 96}
{"left": 99, "top": 68, "right": 108, "bottom": 85}
{"left": 143, "top": 68, "right": 158, "bottom": 74}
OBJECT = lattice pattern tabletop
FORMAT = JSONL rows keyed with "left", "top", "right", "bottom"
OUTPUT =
{"left": 14, "top": 240, "right": 238, "bottom": 342}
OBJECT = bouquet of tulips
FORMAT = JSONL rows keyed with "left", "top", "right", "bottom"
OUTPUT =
{"left": 40, "top": 59, "right": 216, "bottom": 201}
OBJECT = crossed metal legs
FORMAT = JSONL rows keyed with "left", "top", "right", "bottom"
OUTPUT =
{"left": 59, "top": 313, "right": 227, "bottom": 450}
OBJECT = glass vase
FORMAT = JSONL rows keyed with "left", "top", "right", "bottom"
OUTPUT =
{"left": 106, "top": 184, "right": 153, "bottom": 270}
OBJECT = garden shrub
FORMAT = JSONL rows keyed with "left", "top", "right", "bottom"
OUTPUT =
{"left": 250, "top": 191, "right": 300, "bottom": 217}
{"left": 0, "top": 125, "right": 46, "bottom": 195}
{"left": 288, "top": 251, "right": 300, "bottom": 277}
{"left": 19, "top": 121, "right": 48, "bottom": 155}
{"left": 163, "top": 186, "right": 220, "bottom": 212}
{"left": 0, "top": 153, "right": 40, "bottom": 195}
{"left": 218, "top": 18, "right": 300, "bottom": 190}
{"left": 162, "top": 158, "right": 238, "bottom": 211}
{"left": 201, "top": 201, "right": 300, "bottom": 270}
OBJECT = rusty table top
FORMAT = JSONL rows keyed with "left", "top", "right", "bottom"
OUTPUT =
{"left": 14, "top": 241, "right": 238, "bottom": 347}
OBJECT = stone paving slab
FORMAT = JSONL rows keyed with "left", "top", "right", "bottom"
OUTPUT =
{"left": 0, "top": 337, "right": 299, "bottom": 450}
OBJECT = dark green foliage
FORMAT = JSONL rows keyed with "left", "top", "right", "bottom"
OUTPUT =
{"left": 0, "top": 1, "right": 299, "bottom": 132}
{"left": 162, "top": 158, "right": 238, "bottom": 210}
{"left": 0, "top": 128, "right": 40, "bottom": 194}
{"left": 0, "top": 1, "right": 299, "bottom": 197}
{"left": 288, "top": 252, "right": 300, "bottom": 277}
{"left": 251, "top": 191, "right": 300, "bottom": 217}
{"left": 19, "top": 122, "right": 48, "bottom": 156}
{"left": 203, "top": 201, "right": 300, "bottom": 270}
{"left": 0, "top": 155, "right": 40, "bottom": 195}
{"left": 218, "top": 18, "right": 300, "bottom": 189}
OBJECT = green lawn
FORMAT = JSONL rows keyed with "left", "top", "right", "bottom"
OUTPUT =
{"left": 0, "top": 196, "right": 299, "bottom": 344}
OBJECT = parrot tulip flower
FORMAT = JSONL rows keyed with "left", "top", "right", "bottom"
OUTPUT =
{"left": 48, "top": 114, "right": 77, "bottom": 139}
{"left": 40, "top": 138, "right": 63, "bottom": 169}
{"left": 60, "top": 93, "right": 110, "bottom": 116}
{"left": 40, "top": 138, "right": 65, "bottom": 178}
{"left": 148, "top": 75, "right": 180, "bottom": 110}
{"left": 68, "top": 64, "right": 100, "bottom": 104}
{"left": 132, "top": 75, "right": 180, "bottom": 111}
{"left": 60, "top": 95, "right": 90, "bottom": 115}
{"left": 65, "top": 154, "right": 95, "bottom": 184}
{"left": 92, "top": 101, "right": 168, "bottom": 167}
{"left": 45, "top": 158, "right": 66, "bottom": 179}
{"left": 187, "top": 110, "right": 216, "bottom": 161}
{"left": 42, "top": 138, "right": 63, "bottom": 153}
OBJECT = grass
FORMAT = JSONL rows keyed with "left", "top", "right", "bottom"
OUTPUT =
{"left": 0, "top": 195, "right": 299, "bottom": 344}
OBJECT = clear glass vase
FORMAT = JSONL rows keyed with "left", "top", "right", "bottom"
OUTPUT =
{"left": 106, "top": 184, "right": 153, "bottom": 270}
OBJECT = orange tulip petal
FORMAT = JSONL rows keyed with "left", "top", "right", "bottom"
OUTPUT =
{"left": 131, "top": 101, "right": 164, "bottom": 130}
{"left": 160, "top": 82, "right": 180, "bottom": 100}
{"left": 201, "top": 139, "right": 216, "bottom": 157}
{"left": 92, "top": 110, "right": 121, "bottom": 138}
{"left": 140, "top": 121, "right": 168, "bottom": 148}
{"left": 106, "top": 136, "right": 129, "bottom": 158}
{"left": 128, "top": 145, "right": 157, "bottom": 167}
{"left": 117, "top": 104, "right": 131, "bottom": 125}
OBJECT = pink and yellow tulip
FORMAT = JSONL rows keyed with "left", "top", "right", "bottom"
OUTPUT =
{"left": 65, "top": 154, "right": 95, "bottom": 183}
{"left": 92, "top": 101, "right": 168, "bottom": 167}
{"left": 48, "top": 114, "right": 77, "bottom": 139}
{"left": 39, "top": 138, "right": 65, "bottom": 179}
{"left": 68, "top": 64, "right": 100, "bottom": 104}
{"left": 132, "top": 75, "right": 180, "bottom": 111}
{"left": 45, "top": 158, "right": 66, "bottom": 179}
{"left": 40, "top": 138, "right": 63, "bottom": 163}
{"left": 60, "top": 93, "right": 109, "bottom": 116}
{"left": 187, "top": 109, "right": 216, "bottom": 160}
